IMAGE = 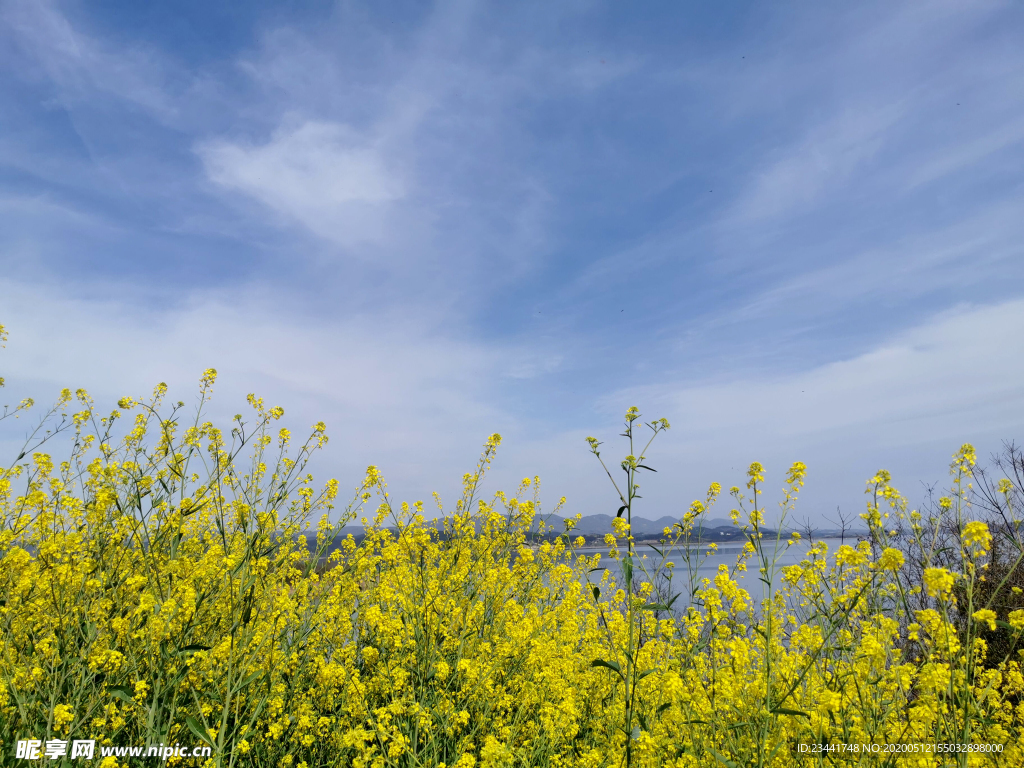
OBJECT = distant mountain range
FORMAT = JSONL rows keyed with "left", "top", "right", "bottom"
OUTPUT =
{"left": 531, "top": 513, "right": 866, "bottom": 538}
{"left": 326, "top": 512, "right": 864, "bottom": 540}
{"left": 333, "top": 513, "right": 741, "bottom": 537}
{"left": 299, "top": 513, "right": 865, "bottom": 554}
{"left": 531, "top": 513, "right": 738, "bottom": 536}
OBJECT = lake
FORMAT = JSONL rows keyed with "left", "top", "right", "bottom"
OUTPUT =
{"left": 575, "top": 537, "right": 856, "bottom": 607}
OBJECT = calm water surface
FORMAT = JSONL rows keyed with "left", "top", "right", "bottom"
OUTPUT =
{"left": 575, "top": 537, "right": 855, "bottom": 606}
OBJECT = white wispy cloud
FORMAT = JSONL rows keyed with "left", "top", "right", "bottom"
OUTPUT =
{"left": 731, "top": 104, "right": 904, "bottom": 223}
{"left": 594, "top": 300, "right": 1024, "bottom": 517}
{"left": 0, "top": 277, "right": 570, "bottom": 505}
{"left": 708, "top": 196, "right": 1024, "bottom": 334}
{"left": 904, "top": 115, "right": 1024, "bottom": 191}
{"left": 198, "top": 121, "right": 405, "bottom": 247}
{"left": 1, "top": 0, "right": 179, "bottom": 119}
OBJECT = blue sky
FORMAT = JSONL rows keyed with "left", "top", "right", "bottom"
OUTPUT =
{"left": 2, "top": 0, "right": 1024, "bottom": 523}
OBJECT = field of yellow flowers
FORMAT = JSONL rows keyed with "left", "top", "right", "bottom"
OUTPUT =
{"left": 1, "top": 351, "right": 1022, "bottom": 765}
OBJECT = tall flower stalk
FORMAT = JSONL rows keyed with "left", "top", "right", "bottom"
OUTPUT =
{"left": 586, "top": 407, "right": 670, "bottom": 767}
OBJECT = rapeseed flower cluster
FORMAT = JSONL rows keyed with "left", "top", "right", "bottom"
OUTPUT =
{"left": 0, "top": 367, "right": 1022, "bottom": 767}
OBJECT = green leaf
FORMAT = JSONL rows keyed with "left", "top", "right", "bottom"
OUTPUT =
{"left": 642, "top": 603, "right": 671, "bottom": 611}
{"left": 616, "top": 505, "right": 627, "bottom": 518}
{"left": 636, "top": 465, "right": 657, "bottom": 472}
{"left": 239, "top": 670, "right": 265, "bottom": 688}
{"left": 590, "top": 659, "right": 623, "bottom": 678}
{"left": 772, "top": 707, "right": 810, "bottom": 718}
{"left": 591, "top": 585, "right": 601, "bottom": 600}
{"left": 106, "top": 685, "right": 134, "bottom": 705}
{"left": 177, "top": 644, "right": 211, "bottom": 655}
{"left": 709, "top": 748, "right": 740, "bottom": 768}
{"left": 181, "top": 500, "right": 207, "bottom": 517}
{"left": 186, "top": 716, "right": 214, "bottom": 748}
